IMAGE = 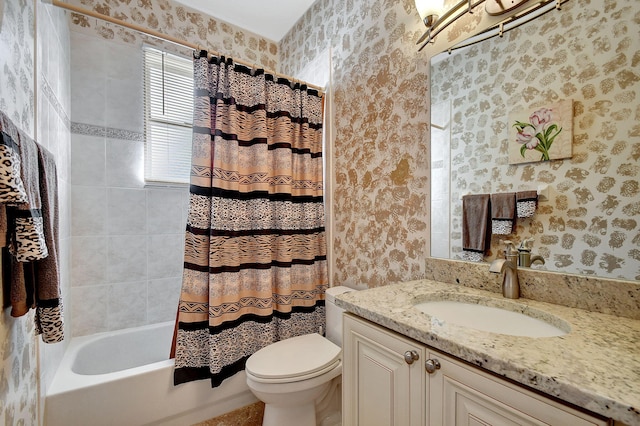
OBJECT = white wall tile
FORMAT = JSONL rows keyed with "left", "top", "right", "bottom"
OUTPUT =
{"left": 70, "top": 30, "right": 189, "bottom": 334}
{"left": 147, "top": 277, "right": 181, "bottom": 323}
{"left": 58, "top": 176, "right": 71, "bottom": 240}
{"left": 107, "top": 188, "right": 147, "bottom": 235}
{"left": 105, "top": 42, "right": 141, "bottom": 79}
{"left": 106, "top": 139, "right": 144, "bottom": 188}
{"left": 71, "top": 134, "right": 105, "bottom": 186}
{"left": 71, "top": 236, "right": 107, "bottom": 287}
{"left": 72, "top": 186, "right": 107, "bottom": 236}
{"left": 107, "top": 235, "right": 148, "bottom": 282}
{"left": 70, "top": 285, "right": 109, "bottom": 336}
{"left": 147, "top": 188, "right": 188, "bottom": 234}
{"left": 107, "top": 281, "right": 148, "bottom": 330}
{"left": 147, "top": 234, "right": 184, "bottom": 280}
{"left": 106, "top": 75, "right": 143, "bottom": 132}
{"left": 70, "top": 31, "right": 106, "bottom": 127}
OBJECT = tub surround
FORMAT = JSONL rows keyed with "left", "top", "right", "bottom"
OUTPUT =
{"left": 45, "top": 322, "right": 255, "bottom": 426}
{"left": 336, "top": 279, "right": 640, "bottom": 425}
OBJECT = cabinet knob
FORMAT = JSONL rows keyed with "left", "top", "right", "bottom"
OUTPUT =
{"left": 404, "top": 350, "right": 420, "bottom": 365}
{"left": 425, "top": 358, "right": 441, "bottom": 374}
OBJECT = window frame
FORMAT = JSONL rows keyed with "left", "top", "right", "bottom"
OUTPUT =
{"left": 142, "top": 46, "right": 194, "bottom": 186}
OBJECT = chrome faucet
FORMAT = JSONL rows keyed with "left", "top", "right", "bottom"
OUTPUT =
{"left": 489, "top": 241, "right": 520, "bottom": 299}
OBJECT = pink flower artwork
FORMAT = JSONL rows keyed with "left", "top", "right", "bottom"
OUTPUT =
{"left": 509, "top": 100, "right": 573, "bottom": 164}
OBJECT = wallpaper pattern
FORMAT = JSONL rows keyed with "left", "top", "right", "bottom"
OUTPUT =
{"left": 431, "top": 0, "right": 640, "bottom": 280}
{"left": 281, "top": 0, "right": 432, "bottom": 288}
{"left": 0, "top": 0, "right": 38, "bottom": 423}
{"left": 67, "top": 0, "right": 278, "bottom": 70}
{"left": 0, "top": 0, "right": 34, "bottom": 135}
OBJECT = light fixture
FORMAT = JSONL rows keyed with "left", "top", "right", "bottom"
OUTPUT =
{"left": 415, "top": 0, "right": 565, "bottom": 52}
{"left": 414, "top": 0, "right": 445, "bottom": 28}
{"left": 485, "top": 0, "right": 530, "bottom": 16}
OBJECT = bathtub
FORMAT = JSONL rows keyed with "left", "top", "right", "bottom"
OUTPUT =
{"left": 45, "top": 321, "right": 256, "bottom": 426}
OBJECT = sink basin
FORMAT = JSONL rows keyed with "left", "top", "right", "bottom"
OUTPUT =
{"left": 414, "top": 300, "right": 569, "bottom": 338}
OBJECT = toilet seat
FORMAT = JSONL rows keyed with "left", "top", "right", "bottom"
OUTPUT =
{"left": 245, "top": 333, "right": 341, "bottom": 384}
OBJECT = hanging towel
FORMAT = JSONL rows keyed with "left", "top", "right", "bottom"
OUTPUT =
{"left": 516, "top": 190, "right": 538, "bottom": 218}
{"left": 5, "top": 248, "right": 36, "bottom": 317}
{"left": 462, "top": 194, "right": 491, "bottom": 262}
{"left": 8, "top": 135, "right": 48, "bottom": 262}
{"left": 491, "top": 192, "right": 516, "bottom": 235}
{"left": 33, "top": 146, "right": 64, "bottom": 343}
{"left": 0, "top": 205, "right": 7, "bottom": 247}
{"left": 0, "top": 111, "right": 28, "bottom": 204}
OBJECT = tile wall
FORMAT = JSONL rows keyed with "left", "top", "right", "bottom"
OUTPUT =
{"left": 65, "top": 0, "right": 282, "bottom": 337}
{"left": 37, "top": 0, "right": 73, "bottom": 415}
{"left": 69, "top": 30, "right": 188, "bottom": 336}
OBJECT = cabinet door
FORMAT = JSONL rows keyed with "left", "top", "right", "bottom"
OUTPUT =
{"left": 428, "top": 350, "right": 609, "bottom": 426}
{"left": 343, "top": 314, "right": 425, "bottom": 426}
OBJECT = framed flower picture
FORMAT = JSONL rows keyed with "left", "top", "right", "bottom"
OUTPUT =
{"left": 508, "top": 100, "right": 573, "bottom": 164}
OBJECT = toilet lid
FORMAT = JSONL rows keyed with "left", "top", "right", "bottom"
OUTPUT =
{"left": 246, "top": 333, "right": 341, "bottom": 381}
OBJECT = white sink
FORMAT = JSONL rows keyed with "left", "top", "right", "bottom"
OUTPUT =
{"left": 414, "top": 300, "right": 569, "bottom": 338}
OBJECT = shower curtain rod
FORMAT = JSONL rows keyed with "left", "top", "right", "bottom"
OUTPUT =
{"left": 49, "top": 0, "right": 325, "bottom": 94}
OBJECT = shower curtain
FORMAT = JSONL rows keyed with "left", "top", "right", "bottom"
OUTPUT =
{"left": 173, "top": 52, "right": 328, "bottom": 387}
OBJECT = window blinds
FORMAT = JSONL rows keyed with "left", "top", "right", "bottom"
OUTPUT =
{"left": 143, "top": 47, "right": 193, "bottom": 184}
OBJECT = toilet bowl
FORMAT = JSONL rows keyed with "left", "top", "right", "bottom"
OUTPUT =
{"left": 245, "top": 286, "right": 354, "bottom": 426}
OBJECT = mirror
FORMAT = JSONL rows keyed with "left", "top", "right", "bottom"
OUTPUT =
{"left": 430, "top": 0, "right": 639, "bottom": 281}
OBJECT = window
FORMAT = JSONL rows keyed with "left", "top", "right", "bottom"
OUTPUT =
{"left": 143, "top": 47, "right": 193, "bottom": 184}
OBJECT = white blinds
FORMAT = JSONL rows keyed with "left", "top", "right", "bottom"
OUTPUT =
{"left": 143, "top": 47, "right": 193, "bottom": 184}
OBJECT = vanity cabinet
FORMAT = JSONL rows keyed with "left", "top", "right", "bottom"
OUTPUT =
{"left": 343, "top": 314, "right": 609, "bottom": 426}
{"left": 343, "top": 312, "right": 425, "bottom": 426}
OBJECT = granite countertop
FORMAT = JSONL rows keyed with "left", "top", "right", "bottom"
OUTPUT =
{"left": 335, "top": 279, "right": 640, "bottom": 425}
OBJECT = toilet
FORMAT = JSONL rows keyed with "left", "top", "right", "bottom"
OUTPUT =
{"left": 245, "top": 286, "right": 354, "bottom": 426}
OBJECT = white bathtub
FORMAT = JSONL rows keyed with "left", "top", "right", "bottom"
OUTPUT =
{"left": 45, "top": 321, "right": 256, "bottom": 426}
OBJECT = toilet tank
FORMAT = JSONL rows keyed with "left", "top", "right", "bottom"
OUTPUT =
{"left": 325, "top": 286, "right": 356, "bottom": 347}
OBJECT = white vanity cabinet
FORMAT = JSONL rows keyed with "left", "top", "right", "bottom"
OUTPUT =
{"left": 343, "top": 313, "right": 425, "bottom": 426}
{"left": 343, "top": 313, "right": 609, "bottom": 426}
{"left": 428, "top": 349, "right": 609, "bottom": 425}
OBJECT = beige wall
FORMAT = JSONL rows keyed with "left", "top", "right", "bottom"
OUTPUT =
{"left": 281, "top": 0, "right": 640, "bottom": 286}
{"left": 281, "top": 0, "right": 432, "bottom": 288}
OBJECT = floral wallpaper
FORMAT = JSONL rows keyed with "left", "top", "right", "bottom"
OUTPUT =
{"left": 0, "top": 0, "right": 34, "bottom": 136}
{"left": 280, "top": 0, "right": 432, "bottom": 288}
{"left": 431, "top": 0, "right": 640, "bottom": 281}
{"left": 67, "top": 0, "right": 278, "bottom": 71}
{"left": 0, "top": 311, "right": 38, "bottom": 425}
{"left": 0, "top": 0, "right": 39, "bottom": 422}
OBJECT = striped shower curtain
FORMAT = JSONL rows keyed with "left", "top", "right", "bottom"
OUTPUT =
{"left": 173, "top": 52, "right": 328, "bottom": 387}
